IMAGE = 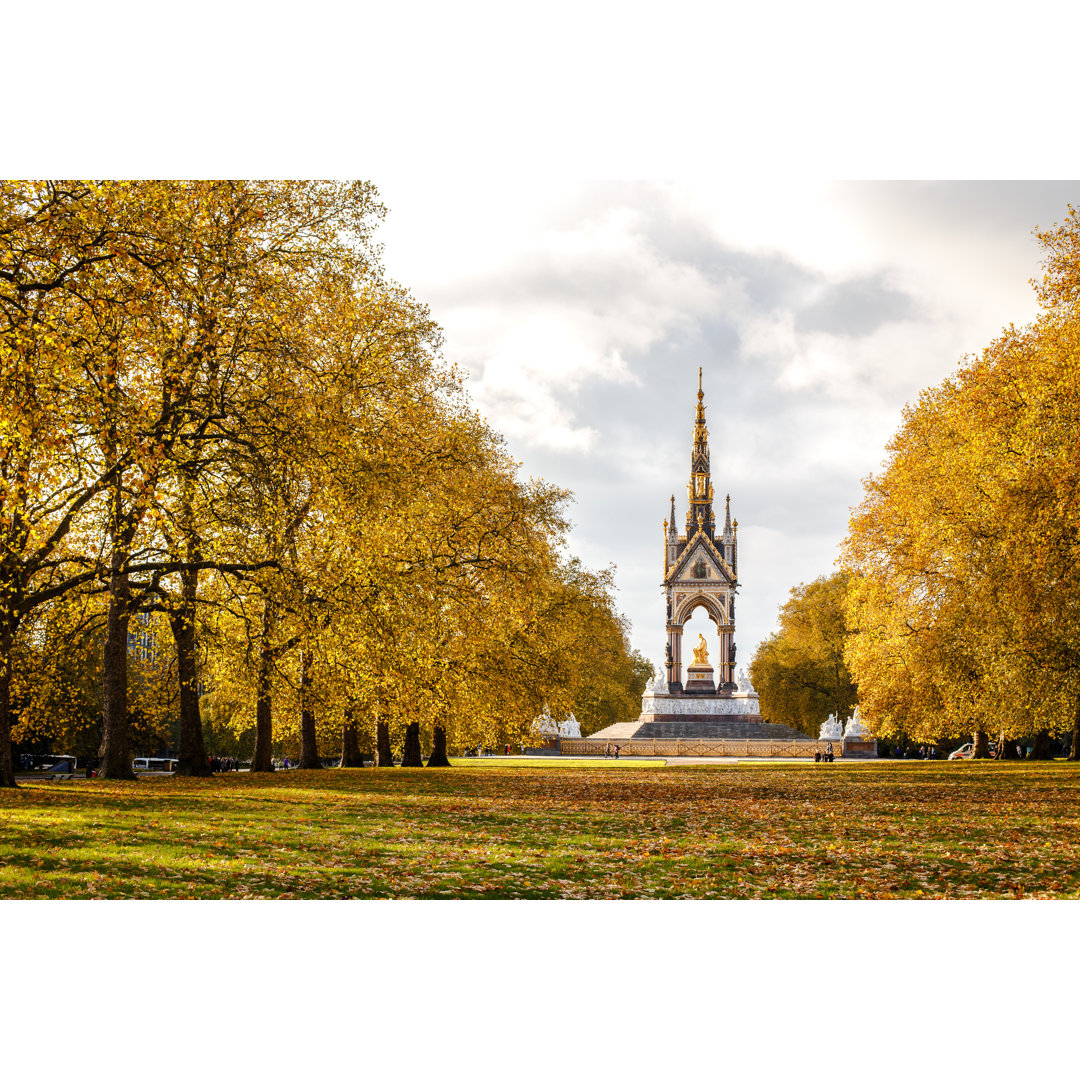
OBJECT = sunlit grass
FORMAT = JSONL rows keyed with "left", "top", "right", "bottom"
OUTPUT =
{"left": 2, "top": 762, "right": 1078, "bottom": 899}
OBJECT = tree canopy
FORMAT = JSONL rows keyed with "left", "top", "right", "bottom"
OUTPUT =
{"left": 841, "top": 206, "right": 1080, "bottom": 758}
{"left": 749, "top": 572, "right": 857, "bottom": 736}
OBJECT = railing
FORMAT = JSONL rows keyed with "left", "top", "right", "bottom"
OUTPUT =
{"left": 559, "top": 738, "right": 838, "bottom": 758}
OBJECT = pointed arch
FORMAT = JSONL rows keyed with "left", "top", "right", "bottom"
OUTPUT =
{"left": 675, "top": 592, "right": 728, "bottom": 627}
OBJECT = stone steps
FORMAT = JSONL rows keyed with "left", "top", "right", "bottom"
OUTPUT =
{"left": 631, "top": 719, "right": 814, "bottom": 741}
{"left": 585, "top": 721, "right": 645, "bottom": 740}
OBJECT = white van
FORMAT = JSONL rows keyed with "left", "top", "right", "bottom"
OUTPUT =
{"left": 132, "top": 757, "right": 179, "bottom": 772}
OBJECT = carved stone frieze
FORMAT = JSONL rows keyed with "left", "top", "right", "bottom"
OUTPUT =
{"left": 640, "top": 694, "right": 760, "bottom": 716}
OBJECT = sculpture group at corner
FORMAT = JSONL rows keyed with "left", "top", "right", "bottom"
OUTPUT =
{"left": 819, "top": 707, "right": 870, "bottom": 742}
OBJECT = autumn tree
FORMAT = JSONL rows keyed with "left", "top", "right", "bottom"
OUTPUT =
{"left": 239, "top": 359, "right": 642, "bottom": 765}
{"left": 749, "top": 572, "right": 858, "bottom": 737}
{"left": 842, "top": 205, "right": 1080, "bottom": 757}
{"left": 90, "top": 182, "right": 394, "bottom": 778}
{"left": 0, "top": 182, "right": 144, "bottom": 786}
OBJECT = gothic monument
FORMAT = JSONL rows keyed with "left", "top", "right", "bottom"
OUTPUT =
{"left": 638, "top": 369, "right": 762, "bottom": 724}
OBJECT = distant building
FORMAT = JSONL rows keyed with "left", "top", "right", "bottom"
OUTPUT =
{"left": 127, "top": 611, "right": 206, "bottom": 695}
{"left": 128, "top": 611, "right": 159, "bottom": 665}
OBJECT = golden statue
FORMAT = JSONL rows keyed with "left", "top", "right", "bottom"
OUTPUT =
{"left": 692, "top": 634, "right": 709, "bottom": 665}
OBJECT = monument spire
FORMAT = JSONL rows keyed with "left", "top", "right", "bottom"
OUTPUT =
{"left": 722, "top": 493, "right": 735, "bottom": 565}
{"left": 686, "top": 367, "right": 715, "bottom": 537}
{"left": 664, "top": 494, "right": 679, "bottom": 571}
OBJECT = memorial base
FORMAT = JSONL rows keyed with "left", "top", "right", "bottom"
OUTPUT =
{"left": 842, "top": 736, "right": 878, "bottom": 758}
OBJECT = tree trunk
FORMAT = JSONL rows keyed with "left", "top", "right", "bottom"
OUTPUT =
{"left": 251, "top": 603, "right": 275, "bottom": 773}
{"left": 427, "top": 724, "right": 451, "bottom": 767}
{"left": 298, "top": 645, "right": 321, "bottom": 768}
{"left": 1031, "top": 729, "right": 1054, "bottom": 761}
{"left": 173, "top": 561, "right": 211, "bottom": 777}
{"left": 98, "top": 566, "right": 135, "bottom": 779}
{"left": 998, "top": 734, "right": 1021, "bottom": 761}
{"left": 401, "top": 721, "right": 423, "bottom": 767}
{"left": 375, "top": 720, "right": 394, "bottom": 767}
{"left": 972, "top": 729, "right": 991, "bottom": 759}
{"left": 340, "top": 719, "right": 363, "bottom": 767}
{"left": 0, "top": 638, "right": 17, "bottom": 789}
{"left": 1069, "top": 700, "right": 1080, "bottom": 762}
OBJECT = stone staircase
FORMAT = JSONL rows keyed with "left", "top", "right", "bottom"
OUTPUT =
{"left": 586, "top": 721, "right": 647, "bottom": 740}
{"left": 630, "top": 719, "right": 813, "bottom": 741}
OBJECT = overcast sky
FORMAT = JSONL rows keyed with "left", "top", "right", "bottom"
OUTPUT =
{"left": 373, "top": 180, "right": 1079, "bottom": 669}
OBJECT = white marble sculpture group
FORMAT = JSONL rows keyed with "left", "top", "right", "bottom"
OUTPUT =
{"left": 534, "top": 705, "right": 582, "bottom": 738}
{"left": 819, "top": 707, "right": 869, "bottom": 741}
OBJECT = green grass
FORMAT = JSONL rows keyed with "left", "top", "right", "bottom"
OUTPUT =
{"left": 2, "top": 762, "right": 1078, "bottom": 898}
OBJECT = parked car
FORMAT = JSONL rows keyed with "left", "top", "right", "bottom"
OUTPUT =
{"left": 948, "top": 743, "right": 975, "bottom": 760}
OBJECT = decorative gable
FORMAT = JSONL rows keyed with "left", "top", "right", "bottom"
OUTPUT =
{"left": 667, "top": 533, "right": 732, "bottom": 586}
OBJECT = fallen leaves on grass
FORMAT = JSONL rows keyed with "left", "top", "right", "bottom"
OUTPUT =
{"left": 1, "top": 763, "right": 1079, "bottom": 899}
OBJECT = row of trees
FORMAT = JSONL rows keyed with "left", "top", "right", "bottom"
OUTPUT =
{"left": 1, "top": 181, "right": 648, "bottom": 787}
{"left": 751, "top": 207, "right": 1080, "bottom": 759}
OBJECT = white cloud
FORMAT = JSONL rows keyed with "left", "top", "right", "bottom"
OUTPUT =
{"left": 427, "top": 202, "right": 740, "bottom": 451}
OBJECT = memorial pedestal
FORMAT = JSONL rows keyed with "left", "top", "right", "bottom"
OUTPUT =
{"left": 842, "top": 736, "right": 878, "bottom": 758}
{"left": 684, "top": 662, "right": 716, "bottom": 694}
{"left": 841, "top": 708, "right": 877, "bottom": 757}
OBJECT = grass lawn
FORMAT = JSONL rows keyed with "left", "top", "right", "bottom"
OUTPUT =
{"left": 2, "top": 761, "right": 1078, "bottom": 899}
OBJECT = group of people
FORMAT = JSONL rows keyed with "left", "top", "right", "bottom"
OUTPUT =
{"left": 603, "top": 744, "right": 621, "bottom": 759}
{"left": 888, "top": 745, "right": 938, "bottom": 759}
{"left": 210, "top": 756, "right": 241, "bottom": 772}
{"left": 814, "top": 744, "right": 835, "bottom": 763}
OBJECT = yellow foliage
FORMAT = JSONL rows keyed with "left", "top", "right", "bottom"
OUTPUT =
{"left": 843, "top": 206, "right": 1080, "bottom": 747}
{"left": 1, "top": 180, "right": 647, "bottom": 781}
